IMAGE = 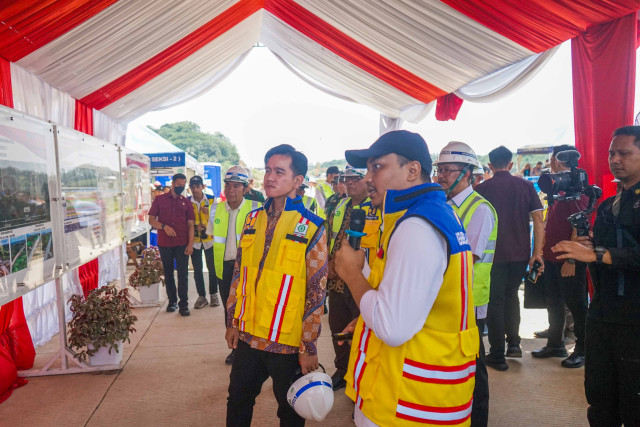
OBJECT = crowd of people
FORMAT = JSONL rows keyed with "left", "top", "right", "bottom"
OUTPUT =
{"left": 145, "top": 126, "right": 640, "bottom": 426}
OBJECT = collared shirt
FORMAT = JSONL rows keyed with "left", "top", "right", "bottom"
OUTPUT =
{"left": 224, "top": 201, "right": 240, "bottom": 261}
{"left": 448, "top": 185, "right": 495, "bottom": 319}
{"left": 476, "top": 171, "right": 543, "bottom": 263}
{"left": 226, "top": 204, "right": 328, "bottom": 355}
{"left": 149, "top": 192, "right": 194, "bottom": 247}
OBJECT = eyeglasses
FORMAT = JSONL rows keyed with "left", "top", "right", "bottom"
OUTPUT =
{"left": 436, "top": 168, "right": 464, "bottom": 176}
{"left": 342, "top": 176, "right": 362, "bottom": 182}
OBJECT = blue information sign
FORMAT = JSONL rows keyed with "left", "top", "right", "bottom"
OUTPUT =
{"left": 147, "top": 152, "right": 185, "bottom": 168}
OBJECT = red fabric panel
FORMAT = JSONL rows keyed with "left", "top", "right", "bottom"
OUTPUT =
{"left": 74, "top": 99, "right": 93, "bottom": 136}
{"left": 80, "top": 0, "right": 263, "bottom": 110}
{"left": 264, "top": 0, "right": 446, "bottom": 104}
{"left": 435, "top": 94, "right": 464, "bottom": 121}
{"left": 0, "top": 57, "right": 13, "bottom": 108}
{"left": 7, "top": 298, "right": 35, "bottom": 370}
{"left": 79, "top": 258, "right": 99, "bottom": 297}
{"left": 441, "top": 0, "right": 640, "bottom": 53}
{"left": 0, "top": 0, "right": 118, "bottom": 62}
{"left": 0, "top": 300, "right": 25, "bottom": 405}
{"left": 571, "top": 12, "right": 637, "bottom": 200}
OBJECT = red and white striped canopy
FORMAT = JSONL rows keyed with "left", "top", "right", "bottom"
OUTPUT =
{"left": 1, "top": 0, "right": 639, "bottom": 122}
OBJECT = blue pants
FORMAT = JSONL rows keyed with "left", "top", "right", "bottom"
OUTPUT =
{"left": 159, "top": 245, "right": 189, "bottom": 308}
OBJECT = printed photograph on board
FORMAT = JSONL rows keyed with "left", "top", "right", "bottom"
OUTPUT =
{"left": 41, "top": 229, "right": 53, "bottom": 261}
{"left": 0, "top": 161, "right": 51, "bottom": 233}
{"left": 0, "top": 238, "right": 9, "bottom": 277}
{"left": 10, "top": 235, "right": 27, "bottom": 273}
{"left": 26, "top": 231, "right": 43, "bottom": 265}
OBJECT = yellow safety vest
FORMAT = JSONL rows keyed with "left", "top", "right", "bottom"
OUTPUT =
{"left": 211, "top": 199, "right": 260, "bottom": 279}
{"left": 317, "top": 181, "right": 334, "bottom": 200}
{"left": 233, "top": 196, "right": 323, "bottom": 347}
{"left": 190, "top": 196, "right": 213, "bottom": 245}
{"left": 451, "top": 190, "right": 497, "bottom": 307}
{"left": 329, "top": 197, "right": 381, "bottom": 267}
{"left": 345, "top": 183, "right": 478, "bottom": 426}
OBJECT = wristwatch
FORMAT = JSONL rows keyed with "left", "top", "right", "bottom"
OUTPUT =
{"left": 594, "top": 246, "right": 606, "bottom": 264}
{"left": 161, "top": 224, "right": 166, "bottom": 230}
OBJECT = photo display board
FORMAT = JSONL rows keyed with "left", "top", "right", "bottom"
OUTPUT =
{"left": 56, "top": 128, "right": 124, "bottom": 270}
{"left": 0, "top": 108, "right": 60, "bottom": 305}
{"left": 122, "top": 148, "right": 151, "bottom": 240}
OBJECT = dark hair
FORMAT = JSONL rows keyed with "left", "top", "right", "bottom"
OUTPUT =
{"left": 613, "top": 126, "right": 640, "bottom": 147}
{"left": 326, "top": 166, "right": 340, "bottom": 175}
{"left": 397, "top": 154, "right": 431, "bottom": 182}
{"left": 264, "top": 144, "right": 308, "bottom": 177}
{"left": 488, "top": 146, "right": 513, "bottom": 169}
{"left": 172, "top": 173, "right": 187, "bottom": 182}
{"left": 552, "top": 144, "right": 575, "bottom": 158}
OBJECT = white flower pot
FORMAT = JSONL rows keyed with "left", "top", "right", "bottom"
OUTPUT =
{"left": 139, "top": 282, "right": 162, "bottom": 303}
{"left": 88, "top": 341, "right": 123, "bottom": 367}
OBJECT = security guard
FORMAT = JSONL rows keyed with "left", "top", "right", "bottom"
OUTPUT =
{"left": 225, "top": 144, "right": 327, "bottom": 426}
{"left": 336, "top": 131, "right": 477, "bottom": 426}
{"left": 209, "top": 166, "right": 260, "bottom": 364}
{"left": 327, "top": 165, "right": 381, "bottom": 391}
{"left": 553, "top": 126, "right": 640, "bottom": 426}
{"left": 188, "top": 175, "right": 218, "bottom": 309}
{"left": 435, "top": 142, "right": 497, "bottom": 427}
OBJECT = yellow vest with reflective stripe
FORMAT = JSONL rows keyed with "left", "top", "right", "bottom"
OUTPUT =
{"left": 212, "top": 199, "right": 260, "bottom": 279}
{"left": 329, "top": 198, "right": 381, "bottom": 268}
{"left": 345, "top": 183, "right": 478, "bottom": 427}
{"left": 451, "top": 190, "right": 497, "bottom": 307}
{"left": 317, "top": 181, "right": 334, "bottom": 199}
{"left": 190, "top": 196, "right": 213, "bottom": 244}
{"left": 233, "top": 197, "right": 322, "bottom": 347}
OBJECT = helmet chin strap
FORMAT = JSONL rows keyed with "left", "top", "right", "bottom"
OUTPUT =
{"left": 445, "top": 164, "right": 472, "bottom": 197}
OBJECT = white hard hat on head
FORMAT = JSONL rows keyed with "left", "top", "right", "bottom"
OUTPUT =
{"left": 224, "top": 165, "right": 249, "bottom": 185}
{"left": 287, "top": 369, "right": 334, "bottom": 421}
{"left": 434, "top": 141, "right": 481, "bottom": 169}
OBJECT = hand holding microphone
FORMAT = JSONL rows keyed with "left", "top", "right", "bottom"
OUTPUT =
{"left": 334, "top": 209, "right": 366, "bottom": 283}
{"left": 345, "top": 209, "right": 366, "bottom": 250}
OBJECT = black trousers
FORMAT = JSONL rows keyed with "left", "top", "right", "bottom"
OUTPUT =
{"left": 227, "top": 340, "right": 304, "bottom": 427}
{"left": 190, "top": 246, "right": 217, "bottom": 296}
{"left": 487, "top": 262, "right": 528, "bottom": 360}
{"left": 471, "top": 318, "right": 489, "bottom": 427}
{"left": 219, "top": 260, "right": 235, "bottom": 327}
{"left": 542, "top": 260, "right": 587, "bottom": 353}
{"left": 328, "top": 288, "right": 360, "bottom": 377}
{"left": 159, "top": 245, "right": 189, "bottom": 308}
{"left": 585, "top": 318, "right": 640, "bottom": 427}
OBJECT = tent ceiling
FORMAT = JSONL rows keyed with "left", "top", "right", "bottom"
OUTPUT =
{"left": 1, "top": 0, "right": 638, "bottom": 122}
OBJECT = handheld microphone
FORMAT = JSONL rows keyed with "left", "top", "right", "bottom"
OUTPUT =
{"left": 346, "top": 209, "right": 366, "bottom": 250}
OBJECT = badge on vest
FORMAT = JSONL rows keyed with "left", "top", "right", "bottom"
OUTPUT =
{"left": 634, "top": 199, "right": 640, "bottom": 209}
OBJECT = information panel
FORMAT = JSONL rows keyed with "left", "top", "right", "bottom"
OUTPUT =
{"left": 0, "top": 108, "right": 60, "bottom": 305}
{"left": 122, "top": 148, "right": 151, "bottom": 240}
{"left": 56, "top": 128, "right": 123, "bottom": 270}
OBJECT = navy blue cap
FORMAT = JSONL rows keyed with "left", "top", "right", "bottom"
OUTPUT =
{"left": 189, "top": 175, "right": 204, "bottom": 186}
{"left": 345, "top": 130, "right": 432, "bottom": 174}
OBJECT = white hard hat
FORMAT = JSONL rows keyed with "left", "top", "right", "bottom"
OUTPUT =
{"left": 287, "top": 370, "right": 334, "bottom": 421}
{"left": 224, "top": 166, "right": 249, "bottom": 185}
{"left": 342, "top": 165, "right": 366, "bottom": 178}
{"left": 434, "top": 141, "right": 481, "bottom": 169}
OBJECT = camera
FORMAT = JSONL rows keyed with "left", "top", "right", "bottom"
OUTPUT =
{"left": 528, "top": 261, "right": 542, "bottom": 284}
{"left": 197, "top": 229, "right": 208, "bottom": 240}
{"left": 538, "top": 150, "right": 602, "bottom": 237}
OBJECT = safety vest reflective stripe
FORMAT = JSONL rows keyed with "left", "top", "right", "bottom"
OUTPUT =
{"left": 402, "top": 359, "right": 476, "bottom": 384}
{"left": 353, "top": 324, "right": 371, "bottom": 399}
{"left": 238, "top": 266, "right": 248, "bottom": 331}
{"left": 213, "top": 236, "right": 226, "bottom": 244}
{"left": 457, "top": 195, "right": 483, "bottom": 221}
{"left": 213, "top": 200, "right": 260, "bottom": 279}
{"left": 460, "top": 254, "right": 468, "bottom": 331}
{"left": 319, "top": 182, "right": 333, "bottom": 198}
{"left": 396, "top": 399, "right": 473, "bottom": 424}
{"left": 269, "top": 274, "right": 294, "bottom": 342}
{"left": 479, "top": 252, "right": 494, "bottom": 263}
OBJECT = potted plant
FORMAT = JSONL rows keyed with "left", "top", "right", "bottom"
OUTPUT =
{"left": 128, "top": 246, "right": 165, "bottom": 303}
{"left": 68, "top": 285, "right": 137, "bottom": 366}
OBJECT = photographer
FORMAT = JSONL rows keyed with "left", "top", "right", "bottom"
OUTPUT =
{"left": 552, "top": 126, "right": 640, "bottom": 426}
{"left": 188, "top": 176, "right": 218, "bottom": 309}
{"left": 532, "top": 146, "right": 589, "bottom": 368}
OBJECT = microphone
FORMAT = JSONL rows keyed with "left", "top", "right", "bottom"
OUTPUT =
{"left": 346, "top": 209, "right": 366, "bottom": 250}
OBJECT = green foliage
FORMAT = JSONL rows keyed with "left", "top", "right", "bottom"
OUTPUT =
{"left": 128, "top": 246, "right": 164, "bottom": 288}
{"left": 150, "top": 122, "right": 240, "bottom": 165}
{"left": 68, "top": 285, "right": 137, "bottom": 362}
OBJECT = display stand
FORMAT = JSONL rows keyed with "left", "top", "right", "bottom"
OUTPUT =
{"left": 18, "top": 275, "right": 121, "bottom": 377}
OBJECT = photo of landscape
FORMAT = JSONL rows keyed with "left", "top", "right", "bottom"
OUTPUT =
{"left": 41, "top": 229, "right": 53, "bottom": 261}
{"left": 10, "top": 235, "right": 27, "bottom": 273}
{"left": 0, "top": 238, "right": 9, "bottom": 277}
{"left": 27, "top": 232, "right": 43, "bottom": 265}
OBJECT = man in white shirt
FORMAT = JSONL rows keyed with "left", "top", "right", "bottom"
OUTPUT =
{"left": 335, "top": 131, "right": 478, "bottom": 427}
{"left": 436, "top": 141, "right": 498, "bottom": 427}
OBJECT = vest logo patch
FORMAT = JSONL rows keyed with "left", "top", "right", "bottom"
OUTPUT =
{"left": 456, "top": 231, "right": 469, "bottom": 246}
{"left": 634, "top": 199, "right": 640, "bottom": 209}
{"left": 215, "top": 218, "right": 221, "bottom": 224}
{"left": 294, "top": 223, "right": 309, "bottom": 237}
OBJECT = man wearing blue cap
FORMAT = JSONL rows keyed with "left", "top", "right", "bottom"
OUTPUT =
{"left": 335, "top": 130, "right": 478, "bottom": 426}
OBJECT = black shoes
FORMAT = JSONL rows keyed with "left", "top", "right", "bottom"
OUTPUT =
{"left": 506, "top": 344, "right": 522, "bottom": 358}
{"left": 225, "top": 350, "right": 235, "bottom": 365}
{"left": 485, "top": 354, "right": 508, "bottom": 371}
{"left": 331, "top": 372, "right": 346, "bottom": 391}
{"left": 561, "top": 352, "right": 585, "bottom": 368}
{"left": 534, "top": 329, "right": 549, "bottom": 339}
{"left": 179, "top": 306, "right": 190, "bottom": 316}
{"left": 166, "top": 302, "right": 178, "bottom": 312}
{"left": 531, "top": 346, "right": 568, "bottom": 358}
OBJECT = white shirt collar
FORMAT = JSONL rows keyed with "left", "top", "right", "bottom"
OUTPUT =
{"left": 225, "top": 199, "right": 243, "bottom": 213}
{"left": 449, "top": 185, "right": 474, "bottom": 208}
